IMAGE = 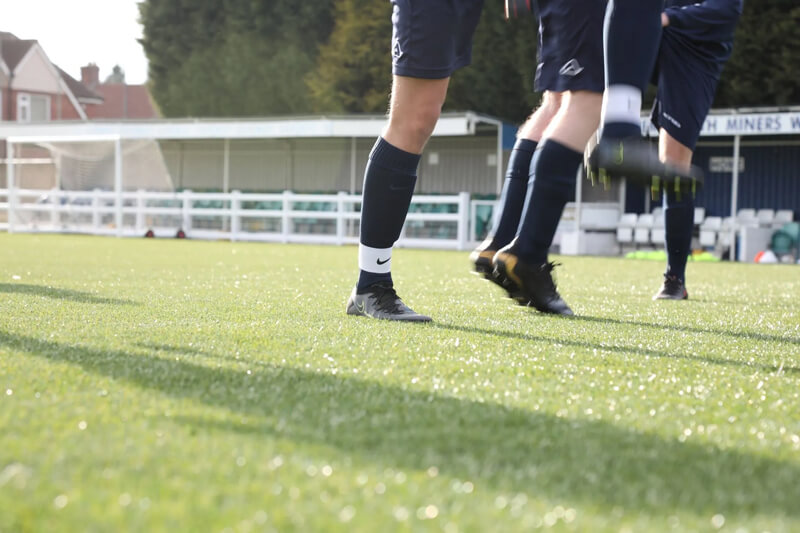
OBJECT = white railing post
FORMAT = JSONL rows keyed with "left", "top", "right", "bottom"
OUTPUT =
{"left": 50, "top": 187, "right": 59, "bottom": 229}
{"left": 730, "top": 134, "right": 741, "bottom": 261}
{"left": 114, "top": 137, "right": 123, "bottom": 237}
{"left": 135, "top": 189, "right": 145, "bottom": 234}
{"left": 231, "top": 189, "right": 241, "bottom": 241}
{"left": 457, "top": 191, "right": 471, "bottom": 251}
{"left": 92, "top": 188, "right": 102, "bottom": 230}
{"left": 336, "top": 191, "right": 347, "bottom": 245}
{"left": 6, "top": 140, "right": 15, "bottom": 233}
{"left": 282, "top": 190, "right": 292, "bottom": 243}
{"left": 182, "top": 190, "right": 193, "bottom": 234}
{"left": 469, "top": 199, "right": 477, "bottom": 244}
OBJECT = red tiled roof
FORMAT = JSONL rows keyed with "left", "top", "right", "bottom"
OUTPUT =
{"left": 85, "top": 84, "right": 159, "bottom": 119}
{"left": 56, "top": 66, "right": 103, "bottom": 102}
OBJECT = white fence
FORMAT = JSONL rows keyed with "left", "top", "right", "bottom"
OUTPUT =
{"left": 0, "top": 188, "right": 495, "bottom": 251}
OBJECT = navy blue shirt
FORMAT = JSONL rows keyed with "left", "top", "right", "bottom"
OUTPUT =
{"left": 663, "top": 0, "right": 742, "bottom": 74}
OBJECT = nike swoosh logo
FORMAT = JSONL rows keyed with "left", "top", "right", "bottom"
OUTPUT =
{"left": 376, "top": 258, "right": 390, "bottom": 265}
{"left": 356, "top": 301, "right": 366, "bottom": 314}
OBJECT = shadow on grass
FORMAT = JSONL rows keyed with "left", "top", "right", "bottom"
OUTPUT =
{"left": 4, "top": 329, "right": 800, "bottom": 520}
{"left": 431, "top": 321, "right": 800, "bottom": 376}
{"left": 0, "top": 283, "right": 136, "bottom": 306}
{"left": 571, "top": 314, "right": 800, "bottom": 347}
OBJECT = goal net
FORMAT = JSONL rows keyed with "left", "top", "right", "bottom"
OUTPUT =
{"left": 6, "top": 136, "right": 173, "bottom": 192}
{"left": 2, "top": 135, "right": 174, "bottom": 233}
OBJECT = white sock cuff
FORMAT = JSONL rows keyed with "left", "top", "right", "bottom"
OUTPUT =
{"left": 602, "top": 84, "right": 642, "bottom": 126}
{"left": 359, "top": 244, "right": 392, "bottom": 274}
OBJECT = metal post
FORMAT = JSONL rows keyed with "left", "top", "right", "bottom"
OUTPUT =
{"left": 92, "top": 188, "right": 101, "bottom": 230}
{"left": 114, "top": 137, "right": 123, "bottom": 237}
{"left": 495, "top": 123, "right": 503, "bottom": 196}
{"left": 469, "top": 199, "right": 476, "bottom": 244}
{"left": 230, "top": 189, "right": 241, "bottom": 241}
{"left": 350, "top": 137, "right": 357, "bottom": 195}
{"left": 7, "top": 140, "right": 15, "bottom": 233}
{"left": 50, "top": 187, "right": 59, "bottom": 229}
{"left": 222, "top": 139, "right": 231, "bottom": 233}
{"left": 135, "top": 189, "right": 145, "bottom": 233}
{"left": 222, "top": 139, "right": 230, "bottom": 194}
{"left": 282, "top": 190, "right": 292, "bottom": 243}
{"left": 336, "top": 191, "right": 347, "bottom": 245}
{"left": 574, "top": 165, "right": 583, "bottom": 255}
{"left": 182, "top": 190, "right": 193, "bottom": 234}
{"left": 730, "top": 135, "right": 741, "bottom": 261}
{"left": 457, "top": 191, "right": 471, "bottom": 251}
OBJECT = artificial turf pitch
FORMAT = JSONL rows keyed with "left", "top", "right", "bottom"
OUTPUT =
{"left": 1, "top": 233, "right": 798, "bottom": 532}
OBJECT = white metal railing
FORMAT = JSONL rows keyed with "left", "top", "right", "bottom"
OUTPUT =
{"left": 0, "top": 188, "right": 497, "bottom": 251}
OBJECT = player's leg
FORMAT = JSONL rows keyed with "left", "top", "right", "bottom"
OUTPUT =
{"left": 470, "top": 91, "right": 562, "bottom": 277}
{"left": 588, "top": 0, "right": 702, "bottom": 188}
{"left": 650, "top": 14, "right": 739, "bottom": 300}
{"left": 654, "top": 128, "right": 693, "bottom": 300}
{"left": 347, "top": 78, "right": 446, "bottom": 322}
{"left": 347, "top": 0, "right": 484, "bottom": 321}
{"left": 490, "top": 0, "right": 605, "bottom": 315}
{"left": 601, "top": 0, "right": 662, "bottom": 140}
{"left": 494, "top": 90, "right": 602, "bottom": 314}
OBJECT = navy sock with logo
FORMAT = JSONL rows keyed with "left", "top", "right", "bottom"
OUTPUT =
{"left": 489, "top": 138, "right": 538, "bottom": 249}
{"left": 357, "top": 138, "right": 420, "bottom": 291}
{"left": 515, "top": 140, "right": 582, "bottom": 265}
{"left": 664, "top": 189, "right": 695, "bottom": 282}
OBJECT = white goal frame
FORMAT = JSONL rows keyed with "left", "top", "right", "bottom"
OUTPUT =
{"left": 6, "top": 134, "right": 125, "bottom": 235}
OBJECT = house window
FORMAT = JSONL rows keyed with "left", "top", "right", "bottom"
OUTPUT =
{"left": 17, "top": 93, "right": 50, "bottom": 122}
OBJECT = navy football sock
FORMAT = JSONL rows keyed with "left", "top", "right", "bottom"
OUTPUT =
{"left": 489, "top": 138, "right": 537, "bottom": 249}
{"left": 603, "top": 0, "right": 663, "bottom": 139}
{"left": 605, "top": 0, "right": 662, "bottom": 93}
{"left": 357, "top": 138, "right": 420, "bottom": 291}
{"left": 664, "top": 189, "right": 695, "bottom": 282}
{"left": 515, "top": 140, "right": 582, "bottom": 265}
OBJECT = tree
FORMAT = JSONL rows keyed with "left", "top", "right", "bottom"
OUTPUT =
{"left": 715, "top": 1, "right": 800, "bottom": 107}
{"left": 138, "top": 0, "right": 335, "bottom": 117}
{"left": 139, "top": 0, "right": 800, "bottom": 119}
{"left": 306, "top": 0, "right": 394, "bottom": 114}
{"left": 307, "top": 1, "right": 540, "bottom": 122}
{"left": 445, "top": 4, "right": 540, "bottom": 122}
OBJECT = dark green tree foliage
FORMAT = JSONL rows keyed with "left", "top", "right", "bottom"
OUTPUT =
{"left": 714, "top": 1, "right": 800, "bottom": 107}
{"left": 138, "top": 0, "right": 335, "bottom": 117}
{"left": 140, "top": 0, "right": 800, "bottom": 120}
{"left": 307, "top": 1, "right": 540, "bottom": 122}
{"left": 445, "top": 4, "right": 539, "bottom": 122}
{"left": 306, "top": 0, "right": 393, "bottom": 114}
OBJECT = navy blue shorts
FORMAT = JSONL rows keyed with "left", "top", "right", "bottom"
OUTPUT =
{"left": 651, "top": 27, "right": 730, "bottom": 150}
{"left": 391, "top": 0, "right": 485, "bottom": 79}
{"left": 534, "top": 0, "right": 606, "bottom": 93}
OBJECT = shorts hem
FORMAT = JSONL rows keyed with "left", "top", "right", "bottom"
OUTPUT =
{"left": 393, "top": 57, "right": 471, "bottom": 80}
{"left": 534, "top": 78, "right": 604, "bottom": 94}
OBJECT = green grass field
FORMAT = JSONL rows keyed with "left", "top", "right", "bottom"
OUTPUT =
{"left": 1, "top": 233, "right": 798, "bottom": 532}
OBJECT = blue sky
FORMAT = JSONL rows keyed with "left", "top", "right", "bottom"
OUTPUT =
{"left": 4, "top": 0, "right": 148, "bottom": 84}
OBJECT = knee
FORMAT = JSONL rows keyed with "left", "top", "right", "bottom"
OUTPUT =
{"left": 387, "top": 104, "right": 441, "bottom": 151}
{"left": 659, "top": 135, "right": 693, "bottom": 171}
